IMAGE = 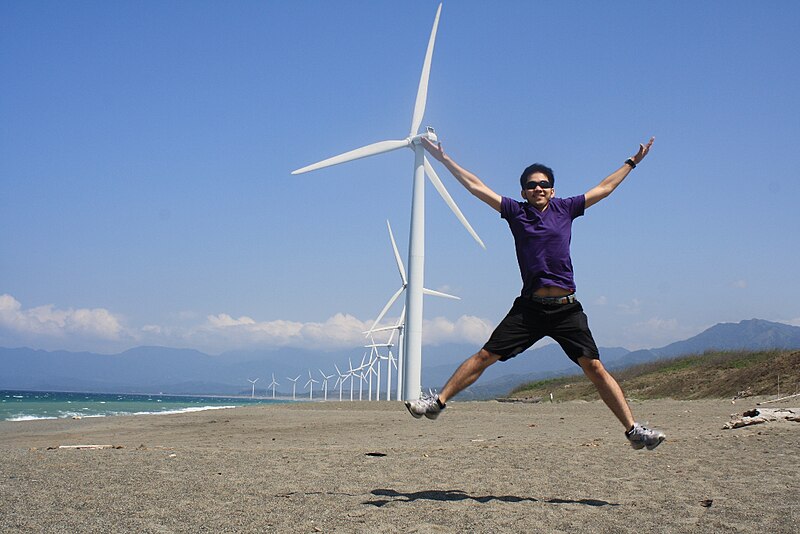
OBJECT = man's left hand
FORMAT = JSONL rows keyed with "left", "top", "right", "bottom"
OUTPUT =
{"left": 632, "top": 137, "right": 655, "bottom": 165}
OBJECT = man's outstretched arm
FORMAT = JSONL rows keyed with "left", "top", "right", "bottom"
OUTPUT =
{"left": 421, "top": 138, "right": 502, "bottom": 213}
{"left": 585, "top": 137, "right": 655, "bottom": 209}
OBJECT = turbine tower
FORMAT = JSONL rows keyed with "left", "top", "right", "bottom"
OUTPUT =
{"left": 291, "top": 3, "right": 483, "bottom": 401}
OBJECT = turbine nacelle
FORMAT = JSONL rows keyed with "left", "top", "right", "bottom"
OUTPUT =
{"left": 409, "top": 127, "right": 438, "bottom": 146}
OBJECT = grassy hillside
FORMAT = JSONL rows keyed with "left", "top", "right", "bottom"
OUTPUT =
{"left": 508, "top": 350, "right": 800, "bottom": 401}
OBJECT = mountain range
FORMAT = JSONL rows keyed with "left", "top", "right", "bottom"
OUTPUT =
{"left": 2, "top": 319, "right": 799, "bottom": 399}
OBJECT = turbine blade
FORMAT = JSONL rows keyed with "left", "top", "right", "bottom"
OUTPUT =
{"left": 424, "top": 156, "right": 486, "bottom": 249}
{"left": 409, "top": 3, "right": 442, "bottom": 136}
{"left": 370, "top": 286, "right": 405, "bottom": 332}
{"left": 364, "top": 324, "right": 400, "bottom": 334}
{"left": 423, "top": 287, "right": 460, "bottom": 300}
{"left": 386, "top": 220, "right": 407, "bottom": 285}
{"left": 291, "top": 139, "right": 408, "bottom": 175}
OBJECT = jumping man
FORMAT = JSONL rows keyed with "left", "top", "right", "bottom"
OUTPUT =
{"left": 406, "top": 136, "right": 665, "bottom": 451}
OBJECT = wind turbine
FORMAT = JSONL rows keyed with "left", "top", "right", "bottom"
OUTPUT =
{"left": 347, "top": 358, "right": 357, "bottom": 402}
{"left": 333, "top": 363, "right": 347, "bottom": 402}
{"left": 291, "top": 3, "right": 484, "bottom": 401}
{"left": 305, "top": 370, "right": 319, "bottom": 401}
{"left": 319, "top": 369, "right": 334, "bottom": 401}
{"left": 247, "top": 378, "right": 259, "bottom": 399}
{"left": 355, "top": 352, "right": 368, "bottom": 401}
{"left": 268, "top": 374, "right": 279, "bottom": 399}
{"left": 367, "top": 307, "right": 405, "bottom": 400}
{"left": 287, "top": 375, "right": 300, "bottom": 401}
{"left": 364, "top": 220, "right": 457, "bottom": 398}
{"left": 369, "top": 220, "right": 459, "bottom": 333}
{"left": 366, "top": 340, "right": 394, "bottom": 401}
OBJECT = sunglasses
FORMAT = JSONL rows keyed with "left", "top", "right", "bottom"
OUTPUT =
{"left": 524, "top": 180, "right": 552, "bottom": 190}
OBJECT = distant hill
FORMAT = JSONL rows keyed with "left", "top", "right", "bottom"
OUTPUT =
{"left": 458, "top": 319, "right": 800, "bottom": 399}
{"left": 2, "top": 319, "right": 799, "bottom": 398}
{"left": 508, "top": 349, "right": 800, "bottom": 401}
{"left": 606, "top": 319, "right": 800, "bottom": 371}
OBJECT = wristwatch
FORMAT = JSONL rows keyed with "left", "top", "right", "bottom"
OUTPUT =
{"left": 624, "top": 158, "right": 637, "bottom": 169}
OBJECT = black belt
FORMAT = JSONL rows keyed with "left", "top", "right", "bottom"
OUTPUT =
{"left": 526, "top": 293, "right": 576, "bottom": 305}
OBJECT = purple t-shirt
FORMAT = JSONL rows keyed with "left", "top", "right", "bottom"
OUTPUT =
{"left": 500, "top": 195, "right": 586, "bottom": 296}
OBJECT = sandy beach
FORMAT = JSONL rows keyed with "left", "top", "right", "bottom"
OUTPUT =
{"left": 1, "top": 398, "right": 798, "bottom": 533}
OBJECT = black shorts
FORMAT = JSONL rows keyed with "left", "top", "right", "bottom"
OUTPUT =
{"left": 483, "top": 296, "right": 600, "bottom": 366}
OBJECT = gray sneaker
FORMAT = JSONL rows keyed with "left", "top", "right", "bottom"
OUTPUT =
{"left": 405, "top": 393, "right": 445, "bottom": 420}
{"left": 626, "top": 423, "right": 666, "bottom": 450}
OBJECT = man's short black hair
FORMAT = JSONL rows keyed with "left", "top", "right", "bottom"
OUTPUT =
{"left": 519, "top": 163, "right": 555, "bottom": 189}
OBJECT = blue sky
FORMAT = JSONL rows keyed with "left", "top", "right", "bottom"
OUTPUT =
{"left": 2, "top": 1, "right": 799, "bottom": 355}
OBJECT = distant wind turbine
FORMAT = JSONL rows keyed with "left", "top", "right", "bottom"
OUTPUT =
{"left": 319, "top": 369, "right": 335, "bottom": 401}
{"left": 291, "top": 3, "right": 483, "bottom": 401}
{"left": 305, "top": 370, "right": 319, "bottom": 401}
{"left": 333, "top": 364, "right": 348, "bottom": 402}
{"left": 268, "top": 374, "right": 279, "bottom": 399}
{"left": 287, "top": 375, "right": 301, "bottom": 401}
{"left": 247, "top": 378, "right": 259, "bottom": 399}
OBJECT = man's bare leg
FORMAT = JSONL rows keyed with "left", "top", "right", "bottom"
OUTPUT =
{"left": 438, "top": 349, "right": 502, "bottom": 404}
{"left": 577, "top": 357, "right": 634, "bottom": 430}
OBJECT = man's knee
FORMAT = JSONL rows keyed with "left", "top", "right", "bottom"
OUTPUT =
{"left": 578, "top": 356, "right": 606, "bottom": 378}
{"left": 475, "top": 348, "right": 502, "bottom": 368}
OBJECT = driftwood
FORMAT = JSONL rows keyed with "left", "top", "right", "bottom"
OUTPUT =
{"left": 57, "top": 444, "right": 115, "bottom": 450}
{"left": 757, "top": 392, "right": 800, "bottom": 405}
{"left": 723, "top": 408, "right": 800, "bottom": 429}
{"left": 496, "top": 397, "right": 542, "bottom": 404}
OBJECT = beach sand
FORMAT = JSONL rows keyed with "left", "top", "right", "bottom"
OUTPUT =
{"left": 1, "top": 398, "right": 798, "bottom": 533}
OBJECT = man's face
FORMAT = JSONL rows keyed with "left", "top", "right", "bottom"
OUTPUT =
{"left": 522, "top": 172, "right": 554, "bottom": 210}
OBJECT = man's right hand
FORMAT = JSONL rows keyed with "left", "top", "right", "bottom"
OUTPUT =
{"left": 421, "top": 137, "right": 447, "bottom": 163}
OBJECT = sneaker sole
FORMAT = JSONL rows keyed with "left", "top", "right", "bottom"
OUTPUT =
{"left": 424, "top": 412, "right": 440, "bottom": 420}
{"left": 404, "top": 402, "right": 423, "bottom": 419}
{"left": 629, "top": 436, "right": 665, "bottom": 450}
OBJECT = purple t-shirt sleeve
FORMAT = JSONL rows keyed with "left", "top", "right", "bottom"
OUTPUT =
{"left": 500, "top": 196, "right": 520, "bottom": 220}
{"left": 565, "top": 194, "right": 586, "bottom": 219}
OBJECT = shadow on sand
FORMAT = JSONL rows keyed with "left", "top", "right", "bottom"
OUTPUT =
{"left": 364, "top": 488, "right": 619, "bottom": 508}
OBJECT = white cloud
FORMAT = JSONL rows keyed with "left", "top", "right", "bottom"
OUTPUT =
{"left": 0, "top": 294, "right": 124, "bottom": 340}
{"left": 732, "top": 279, "right": 747, "bottom": 289}
{"left": 1, "top": 293, "right": 496, "bottom": 353}
{"left": 423, "top": 315, "right": 494, "bottom": 346}
{"left": 594, "top": 295, "right": 608, "bottom": 305}
{"left": 192, "top": 312, "right": 495, "bottom": 351}
{"left": 197, "top": 312, "right": 366, "bottom": 350}
{"left": 785, "top": 317, "right": 800, "bottom": 327}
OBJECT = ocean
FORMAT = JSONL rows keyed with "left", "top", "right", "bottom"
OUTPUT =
{"left": 0, "top": 390, "right": 288, "bottom": 422}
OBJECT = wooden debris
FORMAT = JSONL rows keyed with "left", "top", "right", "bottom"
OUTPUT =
{"left": 57, "top": 444, "right": 114, "bottom": 450}
{"left": 723, "top": 408, "right": 800, "bottom": 429}
{"left": 757, "top": 392, "right": 800, "bottom": 405}
{"left": 496, "top": 397, "right": 542, "bottom": 404}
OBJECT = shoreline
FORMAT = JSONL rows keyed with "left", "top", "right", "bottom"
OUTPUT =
{"left": 2, "top": 398, "right": 798, "bottom": 533}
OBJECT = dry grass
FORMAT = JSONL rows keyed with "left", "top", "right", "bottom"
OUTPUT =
{"left": 509, "top": 349, "right": 800, "bottom": 401}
